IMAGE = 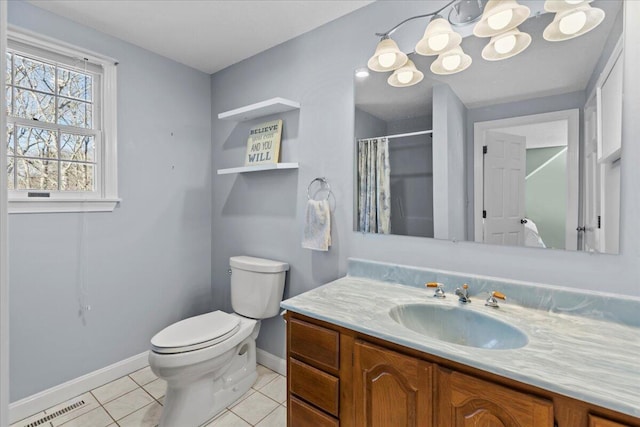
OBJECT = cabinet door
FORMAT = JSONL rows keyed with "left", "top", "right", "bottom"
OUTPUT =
{"left": 353, "top": 340, "right": 433, "bottom": 427}
{"left": 437, "top": 368, "right": 553, "bottom": 427}
{"left": 589, "top": 415, "right": 632, "bottom": 427}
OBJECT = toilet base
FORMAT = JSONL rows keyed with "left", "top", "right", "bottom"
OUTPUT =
{"left": 158, "top": 333, "right": 258, "bottom": 427}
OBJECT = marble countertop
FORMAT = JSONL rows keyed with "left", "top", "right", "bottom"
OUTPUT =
{"left": 281, "top": 276, "right": 640, "bottom": 418}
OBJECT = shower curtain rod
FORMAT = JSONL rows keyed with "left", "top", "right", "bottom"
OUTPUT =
{"left": 379, "top": 129, "right": 433, "bottom": 140}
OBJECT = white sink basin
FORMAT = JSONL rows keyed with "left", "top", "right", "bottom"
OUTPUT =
{"left": 389, "top": 303, "right": 528, "bottom": 350}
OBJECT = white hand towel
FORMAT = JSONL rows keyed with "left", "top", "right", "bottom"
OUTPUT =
{"left": 302, "top": 199, "right": 331, "bottom": 251}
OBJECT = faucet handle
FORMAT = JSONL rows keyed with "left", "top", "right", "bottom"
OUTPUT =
{"left": 491, "top": 291, "right": 506, "bottom": 300}
{"left": 425, "top": 282, "right": 446, "bottom": 298}
{"left": 485, "top": 291, "right": 506, "bottom": 308}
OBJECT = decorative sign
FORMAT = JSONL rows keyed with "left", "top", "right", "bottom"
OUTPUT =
{"left": 244, "top": 120, "right": 282, "bottom": 166}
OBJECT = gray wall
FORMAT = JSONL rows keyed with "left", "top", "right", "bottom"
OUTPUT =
{"left": 586, "top": 6, "right": 624, "bottom": 98}
{"left": 354, "top": 107, "right": 386, "bottom": 141}
{"left": 211, "top": 0, "right": 640, "bottom": 363}
{"left": 433, "top": 84, "right": 467, "bottom": 241}
{"left": 387, "top": 116, "right": 433, "bottom": 238}
{"left": 8, "top": 1, "right": 212, "bottom": 401}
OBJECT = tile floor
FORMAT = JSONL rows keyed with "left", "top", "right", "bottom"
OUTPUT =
{"left": 11, "top": 364, "right": 287, "bottom": 427}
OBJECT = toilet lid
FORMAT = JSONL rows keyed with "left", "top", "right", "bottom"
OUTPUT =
{"left": 151, "top": 311, "right": 241, "bottom": 354}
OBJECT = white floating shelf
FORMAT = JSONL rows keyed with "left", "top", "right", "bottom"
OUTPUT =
{"left": 218, "top": 97, "right": 300, "bottom": 122}
{"left": 217, "top": 162, "right": 299, "bottom": 175}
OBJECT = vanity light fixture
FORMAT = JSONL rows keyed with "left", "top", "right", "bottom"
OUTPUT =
{"left": 481, "top": 28, "right": 531, "bottom": 61}
{"left": 366, "top": 0, "right": 605, "bottom": 87}
{"left": 367, "top": 36, "right": 408, "bottom": 72}
{"left": 431, "top": 46, "right": 472, "bottom": 75}
{"left": 388, "top": 59, "right": 424, "bottom": 87}
{"left": 473, "top": 0, "right": 531, "bottom": 38}
{"left": 415, "top": 16, "right": 462, "bottom": 56}
{"left": 543, "top": 2, "right": 605, "bottom": 41}
{"left": 543, "top": 0, "right": 592, "bottom": 13}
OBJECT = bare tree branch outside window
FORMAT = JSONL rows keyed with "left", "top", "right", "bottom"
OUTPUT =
{"left": 5, "top": 51, "right": 96, "bottom": 192}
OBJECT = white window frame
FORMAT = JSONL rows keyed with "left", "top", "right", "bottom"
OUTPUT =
{"left": 6, "top": 26, "right": 119, "bottom": 214}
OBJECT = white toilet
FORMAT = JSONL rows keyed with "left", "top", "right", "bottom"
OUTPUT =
{"left": 148, "top": 256, "right": 289, "bottom": 427}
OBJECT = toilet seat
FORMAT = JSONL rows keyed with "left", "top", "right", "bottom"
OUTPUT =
{"left": 151, "top": 311, "right": 240, "bottom": 354}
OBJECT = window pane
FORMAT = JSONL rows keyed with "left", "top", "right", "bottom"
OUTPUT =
{"left": 5, "top": 52, "right": 10, "bottom": 84}
{"left": 7, "top": 158, "right": 14, "bottom": 191}
{"left": 5, "top": 85, "right": 11, "bottom": 115}
{"left": 58, "top": 98, "right": 92, "bottom": 128}
{"left": 15, "top": 126, "right": 57, "bottom": 159}
{"left": 7, "top": 124, "right": 14, "bottom": 155}
{"left": 61, "top": 162, "right": 94, "bottom": 191}
{"left": 14, "top": 54, "right": 55, "bottom": 93}
{"left": 58, "top": 68, "right": 92, "bottom": 101}
{"left": 13, "top": 87, "right": 55, "bottom": 122}
{"left": 16, "top": 158, "right": 58, "bottom": 190}
{"left": 60, "top": 134, "right": 95, "bottom": 162}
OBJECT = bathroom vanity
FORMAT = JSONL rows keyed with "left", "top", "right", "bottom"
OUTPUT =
{"left": 281, "top": 260, "right": 640, "bottom": 427}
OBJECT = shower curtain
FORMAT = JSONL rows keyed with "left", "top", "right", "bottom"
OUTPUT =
{"left": 358, "top": 137, "right": 391, "bottom": 234}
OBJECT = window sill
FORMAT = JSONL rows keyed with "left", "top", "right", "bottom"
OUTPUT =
{"left": 9, "top": 198, "right": 121, "bottom": 214}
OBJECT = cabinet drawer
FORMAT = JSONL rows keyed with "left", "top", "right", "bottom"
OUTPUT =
{"left": 290, "top": 358, "right": 339, "bottom": 416}
{"left": 290, "top": 396, "right": 339, "bottom": 427}
{"left": 289, "top": 318, "right": 339, "bottom": 373}
{"left": 589, "top": 415, "right": 632, "bottom": 427}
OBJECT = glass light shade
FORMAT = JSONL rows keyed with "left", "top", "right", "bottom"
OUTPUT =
{"left": 481, "top": 28, "right": 532, "bottom": 61}
{"left": 494, "top": 34, "right": 517, "bottom": 54}
{"left": 430, "top": 46, "right": 472, "bottom": 75}
{"left": 543, "top": 4, "right": 604, "bottom": 41}
{"left": 559, "top": 10, "right": 587, "bottom": 34}
{"left": 367, "top": 38, "right": 408, "bottom": 72}
{"left": 487, "top": 9, "right": 513, "bottom": 30}
{"left": 387, "top": 60, "right": 424, "bottom": 87}
{"left": 415, "top": 18, "right": 462, "bottom": 56}
{"left": 474, "top": 0, "right": 531, "bottom": 38}
{"left": 442, "top": 55, "right": 461, "bottom": 71}
{"left": 544, "top": 0, "right": 591, "bottom": 13}
{"left": 378, "top": 52, "right": 397, "bottom": 68}
{"left": 429, "top": 33, "right": 450, "bottom": 52}
{"left": 397, "top": 71, "right": 413, "bottom": 84}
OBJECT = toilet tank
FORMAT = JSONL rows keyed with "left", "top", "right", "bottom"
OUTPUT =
{"left": 230, "top": 256, "right": 289, "bottom": 319}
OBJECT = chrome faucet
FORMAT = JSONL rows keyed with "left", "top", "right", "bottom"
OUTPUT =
{"left": 485, "top": 291, "right": 507, "bottom": 308}
{"left": 425, "top": 282, "right": 446, "bottom": 298}
{"left": 455, "top": 284, "right": 471, "bottom": 303}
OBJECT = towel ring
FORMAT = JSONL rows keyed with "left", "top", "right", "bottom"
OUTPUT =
{"left": 307, "top": 177, "right": 331, "bottom": 201}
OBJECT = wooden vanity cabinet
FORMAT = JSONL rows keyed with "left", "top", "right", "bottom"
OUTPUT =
{"left": 287, "top": 317, "right": 341, "bottom": 426}
{"left": 353, "top": 340, "right": 433, "bottom": 427}
{"left": 285, "top": 312, "right": 640, "bottom": 427}
{"left": 589, "top": 415, "right": 634, "bottom": 427}
{"left": 436, "top": 367, "right": 553, "bottom": 427}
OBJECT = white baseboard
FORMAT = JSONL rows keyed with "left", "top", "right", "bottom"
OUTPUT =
{"left": 256, "top": 348, "right": 286, "bottom": 376}
{"left": 9, "top": 351, "right": 149, "bottom": 424}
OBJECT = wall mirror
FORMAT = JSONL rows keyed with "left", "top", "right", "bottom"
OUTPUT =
{"left": 354, "top": 0, "right": 623, "bottom": 254}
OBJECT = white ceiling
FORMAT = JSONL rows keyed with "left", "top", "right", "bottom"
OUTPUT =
{"left": 27, "top": 0, "right": 373, "bottom": 74}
